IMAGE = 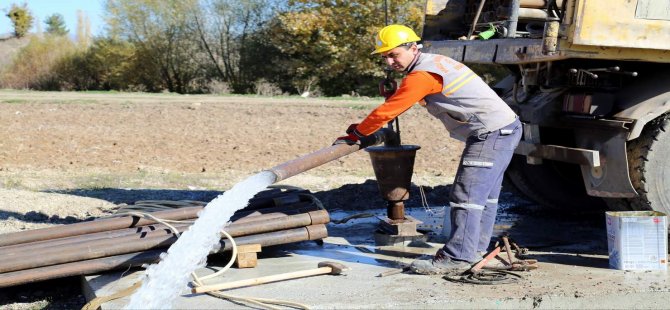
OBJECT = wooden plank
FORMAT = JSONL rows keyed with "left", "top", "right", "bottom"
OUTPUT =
{"left": 235, "top": 244, "right": 261, "bottom": 268}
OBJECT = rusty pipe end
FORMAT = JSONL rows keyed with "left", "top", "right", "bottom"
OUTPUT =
{"left": 306, "top": 224, "right": 328, "bottom": 240}
{"left": 307, "top": 210, "right": 330, "bottom": 225}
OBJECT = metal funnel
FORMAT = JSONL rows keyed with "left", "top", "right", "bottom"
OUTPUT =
{"left": 366, "top": 145, "right": 420, "bottom": 220}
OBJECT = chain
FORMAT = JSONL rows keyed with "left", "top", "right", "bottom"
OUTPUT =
{"left": 419, "top": 185, "right": 437, "bottom": 215}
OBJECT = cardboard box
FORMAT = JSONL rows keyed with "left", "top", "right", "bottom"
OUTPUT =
{"left": 606, "top": 211, "right": 668, "bottom": 270}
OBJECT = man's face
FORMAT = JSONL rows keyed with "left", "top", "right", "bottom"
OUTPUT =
{"left": 380, "top": 44, "right": 418, "bottom": 72}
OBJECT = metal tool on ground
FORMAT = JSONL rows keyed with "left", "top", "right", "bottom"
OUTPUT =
{"left": 470, "top": 234, "right": 538, "bottom": 273}
{"left": 192, "top": 261, "right": 349, "bottom": 294}
{"left": 445, "top": 234, "right": 537, "bottom": 285}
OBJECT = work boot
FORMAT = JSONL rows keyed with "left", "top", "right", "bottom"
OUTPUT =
{"left": 410, "top": 250, "right": 471, "bottom": 275}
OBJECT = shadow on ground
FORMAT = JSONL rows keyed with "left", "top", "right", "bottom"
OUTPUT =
{"left": 0, "top": 210, "right": 84, "bottom": 225}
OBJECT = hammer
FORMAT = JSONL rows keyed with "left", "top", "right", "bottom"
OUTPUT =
{"left": 192, "top": 261, "right": 348, "bottom": 294}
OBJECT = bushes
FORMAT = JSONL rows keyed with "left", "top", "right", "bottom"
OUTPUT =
{"left": 0, "top": 35, "right": 76, "bottom": 90}
{"left": 0, "top": 36, "right": 168, "bottom": 92}
{"left": 254, "top": 79, "right": 284, "bottom": 96}
{"left": 54, "top": 38, "right": 150, "bottom": 91}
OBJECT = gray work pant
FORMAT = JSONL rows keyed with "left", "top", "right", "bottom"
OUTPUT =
{"left": 442, "top": 118, "right": 522, "bottom": 262}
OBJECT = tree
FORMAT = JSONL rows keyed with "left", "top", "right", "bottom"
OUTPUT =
{"left": 53, "top": 38, "right": 152, "bottom": 91}
{"left": 7, "top": 3, "right": 34, "bottom": 38}
{"left": 190, "top": 0, "right": 279, "bottom": 93}
{"left": 0, "top": 35, "right": 77, "bottom": 89}
{"left": 268, "top": 0, "right": 424, "bottom": 96}
{"left": 44, "top": 13, "right": 68, "bottom": 36}
{"left": 105, "top": 0, "right": 204, "bottom": 93}
{"left": 76, "top": 10, "right": 91, "bottom": 46}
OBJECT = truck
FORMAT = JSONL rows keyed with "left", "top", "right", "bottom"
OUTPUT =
{"left": 421, "top": 0, "right": 670, "bottom": 213}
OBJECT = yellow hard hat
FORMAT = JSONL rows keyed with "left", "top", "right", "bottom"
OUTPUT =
{"left": 371, "top": 24, "right": 421, "bottom": 54}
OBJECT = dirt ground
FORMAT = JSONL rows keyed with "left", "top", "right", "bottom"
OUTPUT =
{"left": 0, "top": 90, "right": 465, "bottom": 309}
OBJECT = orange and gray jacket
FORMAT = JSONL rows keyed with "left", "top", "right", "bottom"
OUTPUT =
{"left": 412, "top": 53, "right": 517, "bottom": 141}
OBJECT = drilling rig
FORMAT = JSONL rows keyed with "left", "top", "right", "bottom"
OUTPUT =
{"left": 422, "top": 0, "right": 670, "bottom": 212}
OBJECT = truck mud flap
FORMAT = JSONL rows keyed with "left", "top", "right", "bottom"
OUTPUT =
{"left": 574, "top": 129, "right": 638, "bottom": 198}
{"left": 514, "top": 128, "right": 638, "bottom": 198}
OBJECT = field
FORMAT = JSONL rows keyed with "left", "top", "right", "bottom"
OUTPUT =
{"left": 0, "top": 90, "right": 466, "bottom": 308}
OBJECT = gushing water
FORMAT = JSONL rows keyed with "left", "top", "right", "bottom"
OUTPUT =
{"left": 126, "top": 171, "right": 276, "bottom": 309}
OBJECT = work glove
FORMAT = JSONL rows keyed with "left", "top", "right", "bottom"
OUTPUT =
{"left": 333, "top": 124, "right": 364, "bottom": 145}
{"left": 345, "top": 123, "right": 359, "bottom": 134}
{"left": 333, "top": 133, "right": 360, "bottom": 145}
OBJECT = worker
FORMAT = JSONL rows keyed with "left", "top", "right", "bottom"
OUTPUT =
{"left": 335, "top": 25, "right": 522, "bottom": 275}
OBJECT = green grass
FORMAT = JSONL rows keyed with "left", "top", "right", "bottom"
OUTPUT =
{"left": 1, "top": 99, "right": 27, "bottom": 104}
{"left": 0, "top": 89, "right": 385, "bottom": 107}
{"left": 49, "top": 99, "right": 98, "bottom": 104}
{"left": 80, "top": 90, "right": 120, "bottom": 94}
{"left": 341, "top": 103, "right": 377, "bottom": 110}
{"left": 0, "top": 98, "right": 98, "bottom": 105}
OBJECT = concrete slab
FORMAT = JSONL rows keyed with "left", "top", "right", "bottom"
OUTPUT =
{"left": 83, "top": 206, "right": 670, "bottom": 309}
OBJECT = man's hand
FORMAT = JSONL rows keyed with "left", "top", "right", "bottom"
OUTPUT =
{"left": 333, "top": 124, "right": 364, "bottom": 145}
{"left": 333, "top": 133, "right": 360, "bottom": 145}
{"left": 345, "top": 123, "right": 359, "bottom": 134}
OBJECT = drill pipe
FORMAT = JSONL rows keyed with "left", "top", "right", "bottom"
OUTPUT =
{"left": 267, "top": 128, "right": 396, "bottom": 182}
{"left": 0, "top": 207, "right": 203, "bottom": 247}
{"left": 229, "top": 201, "right": 317, "bottom": 221}
{"left": 0, "top": 224, "right": 328, "bottom": 288}
{"left": 0, "top": 203, "right": 322, "bottom": 253}
{"left": 0, "top": 190, "right": 320, "bottom": 248}
{"left": 0, "top": 210, "right": 329, "bottom": 273}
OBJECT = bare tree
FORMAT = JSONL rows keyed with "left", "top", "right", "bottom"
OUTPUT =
{"left": 190, "top": 0, "right": 276, "bottom": 92}
{"left": 105, "top": 0, "right": 204, "bottom": 93}
{"left": 76, "top": 10, "right": 91, "bottom": 46}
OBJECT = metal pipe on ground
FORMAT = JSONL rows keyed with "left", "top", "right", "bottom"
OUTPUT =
{"left": 0, "top": 210, "right": 329, "bottom": 273}
{"left": 0, "top": 223, "right": 191, "bottom": 254}
{"left": 237, "top": 190, "right": 309, "bottom": 212}
{"left": 0, "top": 190, "right": 319, "bottom": 248}
{"left": 0, "top": 224, "right": 328, "bottom": 288}
{"left": 230, "top": 201, "right": 319, "bottom": 222}
{"left": 0, "top": 204, "right": 322, "bottom": 254}
{"left": 0, "top": 207, "right": 203, "bottom": 247}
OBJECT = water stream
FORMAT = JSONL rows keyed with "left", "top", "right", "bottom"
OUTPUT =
{"left": 125, "top": 171, "right": 276, "bottom": 309}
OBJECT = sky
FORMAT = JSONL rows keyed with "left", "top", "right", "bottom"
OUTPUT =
{"left": 0, "top": 0, "right": 105, "bottom": 37}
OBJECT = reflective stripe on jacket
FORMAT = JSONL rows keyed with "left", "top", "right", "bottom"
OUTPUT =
{"left": 412, "top": 53, "right": 517, "bottom": 140}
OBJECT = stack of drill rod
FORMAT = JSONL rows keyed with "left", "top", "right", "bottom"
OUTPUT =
{"left": 0, "top": 187, "right": 329, "bottom": 288}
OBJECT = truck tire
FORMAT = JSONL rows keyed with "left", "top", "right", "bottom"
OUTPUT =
{"left": 504, "top": 155, "right": 606, "bottom": 210}
{"left": 614, "top": 115, "right": 670, "bottom": 213}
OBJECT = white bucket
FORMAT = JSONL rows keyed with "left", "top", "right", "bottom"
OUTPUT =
{"left": 606, "top": 211, "right": 668, "bottom": 270}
